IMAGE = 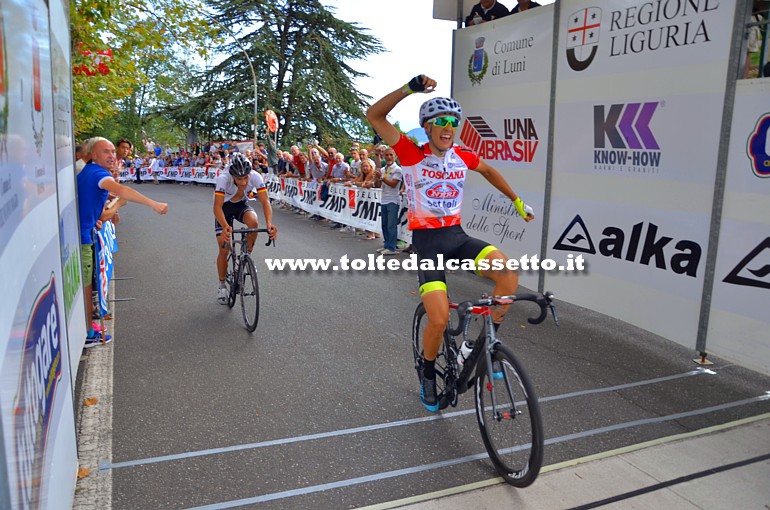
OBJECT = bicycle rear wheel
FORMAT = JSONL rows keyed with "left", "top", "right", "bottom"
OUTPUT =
{"left": 411, "top": 303, "right": 452, "bottom": 409}
{"left": 240, "top": 255, "right": 260, "bottom": 332}
{"left": 474, "top": 343, "right": 544, "bottom": 487}
{"left": 226, "top": 251, "right": 237, "bottom": 308}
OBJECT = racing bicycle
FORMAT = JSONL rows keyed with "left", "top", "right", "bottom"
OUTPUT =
{"left": 412, "top": 291, "right": 558, "bottom": 486}
{"left": 225, "top": 228, "right": 275, "bottom": 332}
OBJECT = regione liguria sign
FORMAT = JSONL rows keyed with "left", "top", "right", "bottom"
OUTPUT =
{"left": 565, "top": 1, "right": 721, "bottom": 73}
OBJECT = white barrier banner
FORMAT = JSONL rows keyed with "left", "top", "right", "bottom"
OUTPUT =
{"left": 707, "top": 79, "right": 770, "bottom": 374}
{"left": 545, "top": 0, "right": 734, "bottom": 346}
{"left": 265, "top": 176, "right": 412, "bottom": 242}
{"left": 452, "top": 6, "right": 554, "bottom": 288}
{"left": 0, "top": 0, "right": 77, "bottom": 507}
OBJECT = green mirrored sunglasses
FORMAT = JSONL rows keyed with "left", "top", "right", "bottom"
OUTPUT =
{"left": 430, "top": 116, "right": 460, "bottom": 128}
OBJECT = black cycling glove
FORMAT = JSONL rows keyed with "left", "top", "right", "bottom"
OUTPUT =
{"left": 402, "top": 75, "right": 426, "bottom": 94}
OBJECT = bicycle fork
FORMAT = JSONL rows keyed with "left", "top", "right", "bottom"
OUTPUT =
{"left": 481, "top": 315, "right": 518, "bottom": 423}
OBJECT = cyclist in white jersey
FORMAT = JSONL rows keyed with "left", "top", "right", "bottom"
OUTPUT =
{"left": 214, "top": 153, "right": 277, "bottom": 304}
{"left": 367, "top": 74, "right": 534, "bottom": 412}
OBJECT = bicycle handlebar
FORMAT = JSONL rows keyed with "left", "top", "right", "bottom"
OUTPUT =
{"left": 229, "top": 228, "right": 276, "bottom": 247}
{"left": 448, "top": 291, "right": 558, "bottom": 336}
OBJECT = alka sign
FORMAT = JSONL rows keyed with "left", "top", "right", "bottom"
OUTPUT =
{"left": 553, "top": 214, "right": 702, "bottom": 277}
{"left": 566, "top": 1, "right": 720, "bottom": 72}
{"left": 459, "top": 116, "right": 539, "bottom": 163}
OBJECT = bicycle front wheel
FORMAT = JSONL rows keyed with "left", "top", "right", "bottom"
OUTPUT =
{"left": 240, "top": 256, "right": 260, "bottom": 332}
{"left": 474, "top": 343, "right": 544, "bottom": 487}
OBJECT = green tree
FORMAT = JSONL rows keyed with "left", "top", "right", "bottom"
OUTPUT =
{"left": 70, "top": 0, "right": 217, "bottom": 136}
{"left": 166, "top": 0, "right": 384, "bottom": 144}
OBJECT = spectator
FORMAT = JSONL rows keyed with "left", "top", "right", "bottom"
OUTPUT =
{"left": 295, "top": 152, "right": 308, "bottom": 179}
{"left": 510, "top": 0, "right": 540, "bottom": 13}
{"left": 360, "top": 148, "right": 377, "bottom": 169}
{"left": 375, "top": 147, "right": 402, "bottom": 255}
{"left": 134, "top": 154, "right": 144, "bottom": 183}
{"left": 75, "top": 141, "right": 88, "bottom": 174}
{"left": 746, "top": 0, "right": 769, "bottom": 78}
{"left": 346, "top": 149, "right": 362, "bottom": 179}
{"left": 346, "top": 159, "right": 378, "bottom": 240}
{"left": 148, "top": 152, "right": 160, "bottom": 184}
{"left": 346, "top": 142, "right": 360, "bottom": 164}
{"left": 372, "top": 144, "right": 388, "bottom": 168}
{"left": 115, "top": 138, "right": 133, "bottom": 183}
{"left": 326, "top": 147, "right": 338, "bottom": 165}
{"left": 466, "top": 0, "right": 510, "bottom": 26}
{"left": 327, "top": 152, "right": 350, "bottom": 183}
{"left": 256, "top": 152, "right": 269, "bottom": 173}
{"left": 77, "top": 137, "right": 168, "bottom": 347}
{"left": 144, "top": 137, "right": 155, "bottom": 154}
{"left": 308, "top": 153, "right": 328, "bottom": 182}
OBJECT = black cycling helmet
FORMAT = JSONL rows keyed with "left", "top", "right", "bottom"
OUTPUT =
{"left": 228, "top": 153, "right": 252, "bottom": 177}
{"left": 419, "top": 97, "right": 463, "bottom": 126}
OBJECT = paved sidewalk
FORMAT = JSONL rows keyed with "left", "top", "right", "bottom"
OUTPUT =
{"left": 365, "top": 414, "right": 770, "bottom": 510}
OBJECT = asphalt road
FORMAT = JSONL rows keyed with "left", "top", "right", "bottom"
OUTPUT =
{"left": 101, "top": 182, "right": 770, "bottom": 510}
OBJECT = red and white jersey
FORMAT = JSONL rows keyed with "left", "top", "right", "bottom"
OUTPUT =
{"left": 392, "top": 133, "right": 480, "bottom": 230}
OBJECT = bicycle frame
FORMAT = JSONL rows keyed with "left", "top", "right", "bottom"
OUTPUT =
{"left": 412, "top": 290, "right": 556, "bottom": 487}
{"left": 444, "top": 292, "right": 558, "bottom": 405}
{"left": 224, "top": 228, "right": 275, "bottom": 327}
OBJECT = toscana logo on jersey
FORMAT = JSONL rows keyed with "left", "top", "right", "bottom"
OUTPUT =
{"left": 468, "top": 37, "right": 488, "bottom": 86}
{"left": 14, "top": 274, "right": 63, "bottom": 509}
{"left": 566, "top": 7, "right": 602, "bottom": 71}
{"left": 460, "top": 116, "right": 539, "bottom": 163}
{"left": 594, "top": 101, "right": 662, "bottom": 174}
{"left": 553, "top": 214, "right": 702, "bottom": 277}
{"left": 748, "top": 113, "right": 770, "bottom": 178}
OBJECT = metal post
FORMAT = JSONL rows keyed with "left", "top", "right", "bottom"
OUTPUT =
{"left": 201, "top": 11, "right": 259, "bottom": 147}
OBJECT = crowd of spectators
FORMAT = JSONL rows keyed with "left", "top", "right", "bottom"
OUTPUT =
{"left": 116, "top": 133, "right": 412, "bottom": 241}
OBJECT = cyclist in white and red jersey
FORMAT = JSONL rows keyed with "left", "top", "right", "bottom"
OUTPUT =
{"left": 367, "top": 74, "right": 534, "bottom": 412}
{"left": 214, "top": 153, "right": 277, "bottom": 304}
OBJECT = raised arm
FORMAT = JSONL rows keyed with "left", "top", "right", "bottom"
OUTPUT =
{"left": 366, "top": 75, "right": 437, "bottom": 146}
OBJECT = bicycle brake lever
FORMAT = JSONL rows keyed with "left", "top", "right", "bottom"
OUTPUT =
{"left": 265, "top": 238, "right": 275, "bottom": 247}
{"left": 549, "top": 303, "right": 560, "bottom": 327}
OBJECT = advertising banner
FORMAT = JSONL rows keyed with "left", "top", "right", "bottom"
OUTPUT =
{"left": 49, "top": 0, "right": 86, "bottom": 376}
{"left": 95, "top": 220, "right": 118, "bottom": 317}
{"left": 545, "top": 0, "right": 735, "bottom": 345}
{"left": 452, "top": 5, "right": 554, "bottom": 288}
{"left": 265, "top": 176, "right": 412, "bottom": 242}
{"left": 0, "top": 0, "right": 78, "bottom": 507}
{"left": 707, "top": 79, "right": 770, "bottom": 374}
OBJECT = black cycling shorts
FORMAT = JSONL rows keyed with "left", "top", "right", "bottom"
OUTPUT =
{"left": 411, "top": 225, "right": 498, "bottom": 296}
{"left": 214, "top": 200, "right": 256, "bottom": 235}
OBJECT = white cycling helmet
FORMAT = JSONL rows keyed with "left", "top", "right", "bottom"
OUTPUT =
{"left": 419, "top": 97, "right": 463, "bottom": 126}
{"left": 228, "top": 153, "right": 252, "bottom": 177}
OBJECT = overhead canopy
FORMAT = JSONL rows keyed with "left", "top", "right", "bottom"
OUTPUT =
{"left": 433, "top": 0, "right": 477, "bottom": 23}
